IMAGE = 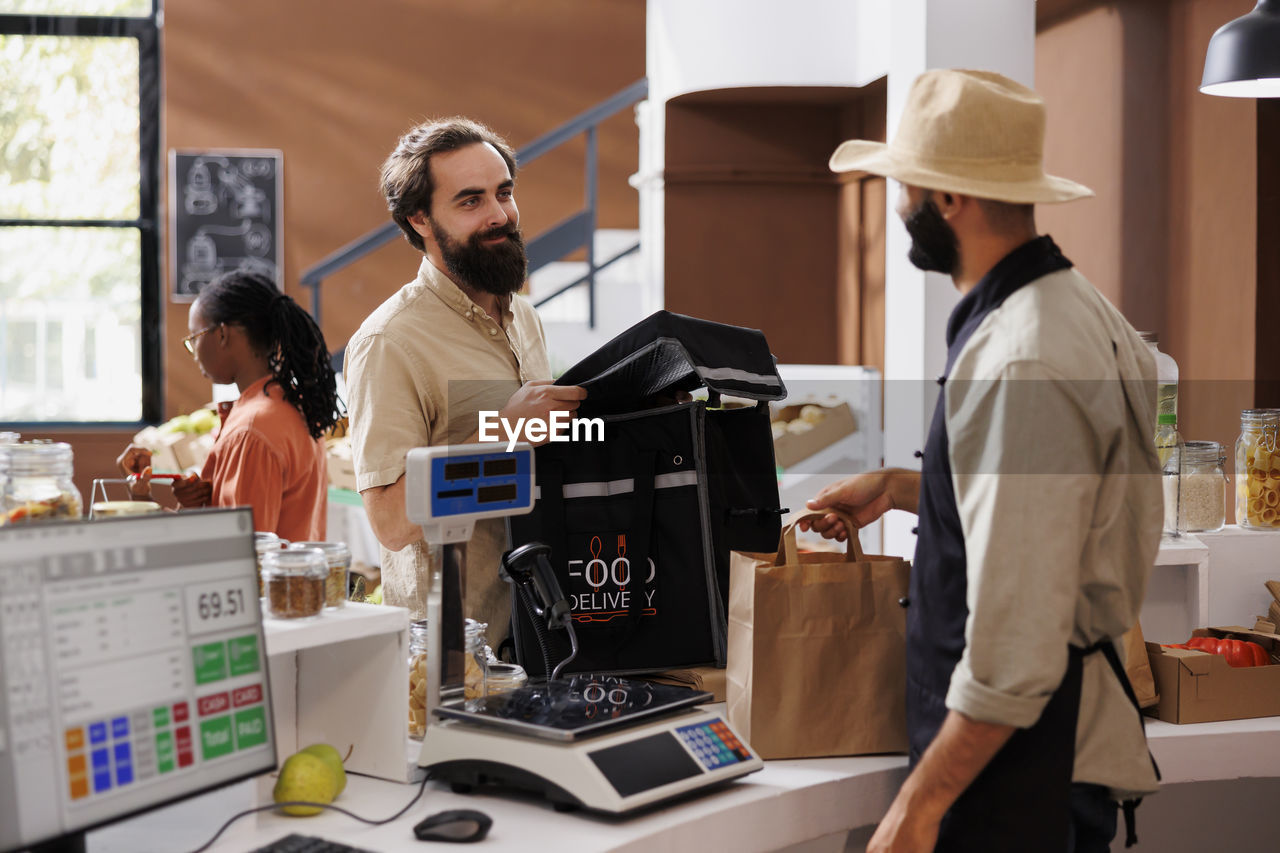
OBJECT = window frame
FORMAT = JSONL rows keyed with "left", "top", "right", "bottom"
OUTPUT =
{"left": 0, "top": 2, "right": 163, "bottom": 426}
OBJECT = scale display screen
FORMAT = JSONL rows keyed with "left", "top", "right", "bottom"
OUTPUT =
{"left": 434, "top": 676, "right": 711, "bottom": 742}
{"left": 429, "top": 449, "right": 532, "bottom": 519}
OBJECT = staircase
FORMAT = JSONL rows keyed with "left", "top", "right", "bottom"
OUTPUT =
{"left": 528, "top": 228, "right": 651, "bottom": 373}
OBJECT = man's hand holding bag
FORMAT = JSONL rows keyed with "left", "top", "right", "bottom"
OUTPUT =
{"left": 726, "top": 512, "right": 911, "bottom": 759}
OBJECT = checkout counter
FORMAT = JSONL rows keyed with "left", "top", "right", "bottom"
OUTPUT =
{"left": 86, "top": 457, "right": 1280, "bottom": 853}
{"left": 83, "top": 712, "right": 1280, "bottom": 852}
{"left": 35, "top": 440, "right": 1278, "bottom": 853}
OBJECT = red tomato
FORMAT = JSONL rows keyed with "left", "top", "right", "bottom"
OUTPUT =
{"left": 1181, "top": 636, "right": 1270, "bottom": 667}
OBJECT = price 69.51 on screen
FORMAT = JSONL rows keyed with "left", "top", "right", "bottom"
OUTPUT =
{"left": 183, "top": 577, "right": 258, "bottom": 636}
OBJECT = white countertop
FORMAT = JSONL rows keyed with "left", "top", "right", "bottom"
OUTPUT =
{"left": 87, "top": 710, "right": 1280, "bottom": 853}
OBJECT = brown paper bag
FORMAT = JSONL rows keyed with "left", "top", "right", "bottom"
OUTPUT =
{"left": 1120, "top": 620, "right": 1158, "bottom": 708}
{"left": 726, "top": 512, "right": 910, "bottom": 759}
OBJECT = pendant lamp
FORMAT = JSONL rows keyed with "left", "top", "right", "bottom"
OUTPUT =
{"left": 1201, "top": 0, "right": 1280, "bottom": 97}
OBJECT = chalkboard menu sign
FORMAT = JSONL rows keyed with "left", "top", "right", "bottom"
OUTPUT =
{"left": 168, "top": 150, "right": 283, "bottom": 300}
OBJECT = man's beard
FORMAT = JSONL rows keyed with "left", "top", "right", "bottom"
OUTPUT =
{"left": 430, "top": 219, "right": 528, "bottom": 296}
{"left": 903, "top": 197, "right": 959, "bottom": 275}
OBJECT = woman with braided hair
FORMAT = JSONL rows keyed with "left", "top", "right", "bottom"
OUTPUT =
{"left": 117, "top": 269, "right": 342, "bottom": 540}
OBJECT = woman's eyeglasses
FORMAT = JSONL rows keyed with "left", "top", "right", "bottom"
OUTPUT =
{"left": 183, "top": 324, "right": 219, "bottom": 354}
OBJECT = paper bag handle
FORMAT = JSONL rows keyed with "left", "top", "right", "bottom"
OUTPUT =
{"left": 776, "top": 511, "right": 866, "bottom": 565}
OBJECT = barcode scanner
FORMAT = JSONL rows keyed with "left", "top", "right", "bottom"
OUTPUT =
{"left": 413, "top": 808, "right": 492, "bottom": 843}
{"left": 500, "top": 542, "right": 580, "bottom": 679}
{"left": 500, "top": 542, "right": 571, "bottom": 630}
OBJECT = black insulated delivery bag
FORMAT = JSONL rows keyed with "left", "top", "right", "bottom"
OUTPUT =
{"left": 507, "top": 310, "right": 788, "bottom": 677}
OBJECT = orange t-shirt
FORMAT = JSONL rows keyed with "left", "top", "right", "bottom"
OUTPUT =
{"left": 200, "top": 376, "right": 327, "bottom": 541}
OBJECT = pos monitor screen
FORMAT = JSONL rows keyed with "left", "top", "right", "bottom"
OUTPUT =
{"left": 0, "top": 508, "right": 274, "bottom": 852}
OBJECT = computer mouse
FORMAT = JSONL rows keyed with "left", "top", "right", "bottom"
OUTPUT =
{"left": 413, "top": 808, "right": 493, "bottom": 843}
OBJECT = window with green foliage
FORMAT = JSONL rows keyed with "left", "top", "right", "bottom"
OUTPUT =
{"left": 0, "top": 1, "right": 159, "bottom": 423}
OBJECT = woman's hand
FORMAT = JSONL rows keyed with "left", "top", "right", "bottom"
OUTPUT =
{"left": 125, "top": 466, "right": 154, "bottom": 499}
{"left": 118, "top": 444, "right": 155, "bottom": 498}
{"left": 172, "top": 473, "right": 212, "bottom": 509}
{"left": 117, "top": 443, "right": 152, "bottom": 476}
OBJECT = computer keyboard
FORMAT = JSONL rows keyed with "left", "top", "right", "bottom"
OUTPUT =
{"left": 251, "top": 833, "right": 378, "bottom": 853}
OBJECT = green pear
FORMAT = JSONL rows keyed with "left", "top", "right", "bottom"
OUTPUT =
{"left": 272, "top": 752, "right": 340, "bottom": 816}
{"left": 159, "top": 414, "right": 191, "bottom": 435}
{"left": 299, "top": 743, "right": 347, "bottom": 795}
{"left": 189, "top": 408, "right": 219, "bottom": 434}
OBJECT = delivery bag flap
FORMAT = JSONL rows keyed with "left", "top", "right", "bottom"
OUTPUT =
{"left": 557, "top": 311, "right": 787, "bottom": 415}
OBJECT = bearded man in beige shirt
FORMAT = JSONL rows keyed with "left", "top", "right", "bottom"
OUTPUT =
{"left": 345, "top": 118, "right": 585, "bottom": 636}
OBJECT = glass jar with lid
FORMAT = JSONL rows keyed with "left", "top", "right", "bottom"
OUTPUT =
{"left": 484, "top": 662, "right": 528, "bottom": 696}
{"left": 1138, "top": 332, "right": 1179, "bottom": 432}
{"left": 289, "top": 541, "right": 351, "bottom": 609}
{"left": 1169, "top": 440, "right": 1227, "bottom": 533}
{"left": 254, "top": 532, "right": 288, "bottom": 598}
{"left": 1157, "top": 414, "right": 1184, "bottom": 537}
{"left": 464, "top": 619, "right": 488, "bottom": 705}
{"left": 261, "top": 547, "right": 327, "bottom": 620}
{"left": 1236, "top": 409, "right": 1280, "bottom": 530}
{"left": 2, "top": 442, "right": 83, "bottom": 526}
{"left": 408, "top": 619, "right": 430, "bottom": 740}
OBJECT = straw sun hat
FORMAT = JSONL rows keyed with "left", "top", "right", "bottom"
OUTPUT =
{"left": 829, "top": 69, "right": 1093, "bottom": 204}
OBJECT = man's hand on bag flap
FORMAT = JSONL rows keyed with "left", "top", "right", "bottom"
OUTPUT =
{"left": 498, "top": 380, "right": 587, "bottom": 445}
{"left": 801, "top": 468, "right": 921, "bottom": 541}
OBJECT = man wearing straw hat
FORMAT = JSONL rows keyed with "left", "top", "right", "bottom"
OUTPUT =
{"left": 803, "top": 70, "right": 1162, "bottom": 851}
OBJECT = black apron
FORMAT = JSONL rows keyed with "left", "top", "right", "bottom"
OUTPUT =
{"left": 906, "top": 238, "right": 1082, "bottom": 851}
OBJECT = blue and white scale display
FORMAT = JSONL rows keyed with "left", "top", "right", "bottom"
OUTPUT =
{"left": 428, "top": 449, "right": 534, "bottom": 518}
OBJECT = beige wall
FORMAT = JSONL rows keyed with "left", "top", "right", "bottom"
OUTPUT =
{"left": 1166, "top": 0, "right": 1257, "bottom": 466}
{"left": 1035, "top": 0, "right": 1259, "bottom": 519}
{"left": 1036, "top": 5, "right": 1126, "bottom": 310}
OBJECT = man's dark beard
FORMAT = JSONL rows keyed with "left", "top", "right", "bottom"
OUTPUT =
{"left": 904, "top": 197, "right": 959, "bottom": 275}
{"left": 430, "top": 219, "right": 528, "bottom": 296}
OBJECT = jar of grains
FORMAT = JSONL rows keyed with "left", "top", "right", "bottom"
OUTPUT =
{"left": 261, "top": 548, "right": 327, "bottom": 620}
{"left": 1164, "top": 440, "right": 1227, "bottom": 533}
{"left": 290, "top": 541, "right": 351, "bottom": 609}
{"left": 1236, "top": 409, "right": 1280, "bottom": 529}
{"left": 408, "top": 619, "right": 430, "bottom": 740}
{"left": 254, "top": 532, "right": 288, "bottom": 598}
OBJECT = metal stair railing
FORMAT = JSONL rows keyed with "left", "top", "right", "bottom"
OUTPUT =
{"left": 299, "top": 78, "right": 647, "bottom": 330}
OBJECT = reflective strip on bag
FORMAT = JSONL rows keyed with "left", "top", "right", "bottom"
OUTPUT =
{"left": 534, "top": 470, "right": 698, "bottom": 500}
{"left": 696, "top": 365, "right": 784, "bottom": 389}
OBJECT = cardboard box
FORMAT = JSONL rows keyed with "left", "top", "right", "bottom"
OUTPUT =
{"left": 771, "top": 401, "right": 857, "bottom": 469}
{"left": 1146, "top": 626, "right": 1280, "bottom": 724}
{"left": 326, "top": 438, "right": 357, "bottom": 492}
{"left": 1258, "top": 581, "right": 1280, "bottom": 634}
{"left": 131, "top": 426, "right": 209, "bottom": 474}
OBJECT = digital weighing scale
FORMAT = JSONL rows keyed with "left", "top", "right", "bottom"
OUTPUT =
{"left": 405, "top": 443, "right": 762, "bottom": 815}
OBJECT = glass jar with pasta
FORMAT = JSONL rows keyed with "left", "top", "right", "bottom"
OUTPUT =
{"left": 2, "top": 442, "right": 83, "bottom": 526}
{"left": 1235, "top": 409, "right": 1280, "bottom": 530}
{"left": 408, "top": 619, "right": 430, "bottom": 740}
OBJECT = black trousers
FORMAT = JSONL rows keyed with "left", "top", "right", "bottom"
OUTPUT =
{"left": 1068, "top": 782, "right": 1118, "bottom": 853}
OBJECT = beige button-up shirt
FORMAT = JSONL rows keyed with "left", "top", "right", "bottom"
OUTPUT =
{"left": 344, "top": 257, "right": 551, "bottom": 632}
{"left": 944, "top": 266, "right": 1162, "bottom": 797}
